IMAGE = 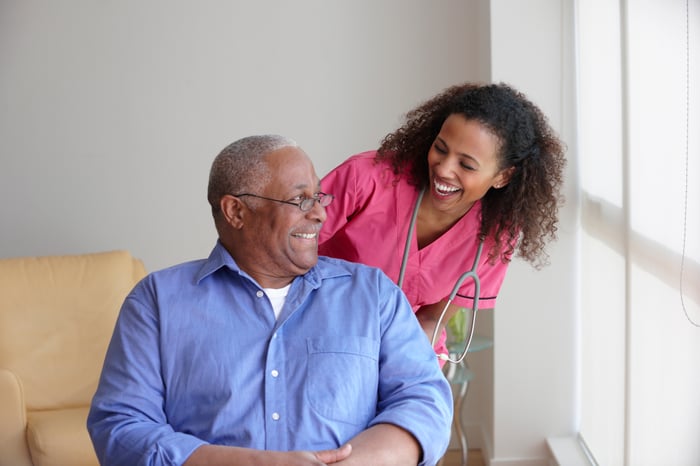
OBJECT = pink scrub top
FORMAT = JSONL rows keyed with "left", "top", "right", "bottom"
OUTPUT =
{"left": 319, "top": 152, "right": 511, "bottom": 360}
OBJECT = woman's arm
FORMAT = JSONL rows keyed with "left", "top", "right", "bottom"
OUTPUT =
{"left": 414, "top": 300, "right": 463, "bottom": 347}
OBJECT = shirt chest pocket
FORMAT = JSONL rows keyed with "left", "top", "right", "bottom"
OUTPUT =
{"left": 305, "top": 336, "right": 380, "bottom": 426}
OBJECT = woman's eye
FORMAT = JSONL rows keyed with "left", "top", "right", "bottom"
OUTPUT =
{"left": 434, "top": 144, "right": 447, "bottom": 154}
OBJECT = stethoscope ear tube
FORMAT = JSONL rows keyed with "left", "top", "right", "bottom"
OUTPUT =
{"left": 397, "top": 188, "right": 424, "bottom": 289}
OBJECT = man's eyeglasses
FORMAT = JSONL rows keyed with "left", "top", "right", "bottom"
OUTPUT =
{"left": 232, "top": 192, "right": 334, "bottom": 212}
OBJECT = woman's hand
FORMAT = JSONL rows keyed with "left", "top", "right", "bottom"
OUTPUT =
{"left": 415, "top": 300, "right": 462, "bottom": 347}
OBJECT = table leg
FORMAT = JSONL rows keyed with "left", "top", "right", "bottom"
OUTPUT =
{"left": 437, "top": 362, "right": 472, "bottom": 466}
{"left": 454, "top": 377, "right": 470, "bottom": 466}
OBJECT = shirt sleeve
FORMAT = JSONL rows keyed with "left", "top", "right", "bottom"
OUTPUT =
{"left": 87, "top": 279, "right": 206, "bottom": 466}
{"left": 370, "top": 273, "right": 454, "bottom": 466}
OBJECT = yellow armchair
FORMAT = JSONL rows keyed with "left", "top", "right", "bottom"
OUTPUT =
{"left": 0, "top": 251, "right": 146, "bottom": 466}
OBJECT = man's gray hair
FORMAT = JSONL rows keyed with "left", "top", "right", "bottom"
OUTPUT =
{"left": 207, "top": 134, "right": 299, "bottom": 215}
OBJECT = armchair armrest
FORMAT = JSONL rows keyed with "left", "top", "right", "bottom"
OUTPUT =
{"left": 0, "top": 368, "right": 33, "bottom": 466}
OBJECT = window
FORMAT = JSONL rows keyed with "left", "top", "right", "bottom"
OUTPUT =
{"left": 577, "top": 0, "right": 700, "bottom": 464}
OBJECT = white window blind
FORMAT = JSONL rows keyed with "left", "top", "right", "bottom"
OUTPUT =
{"left": 577, "top": 0, "right": 700, "bottom": 465}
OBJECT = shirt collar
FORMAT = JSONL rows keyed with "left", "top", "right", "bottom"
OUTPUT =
{"left": 195, "top": 240, "right": 240, "bottom": 284}
{"left": 195, "top": 241, "right": 352, "bottom": 289}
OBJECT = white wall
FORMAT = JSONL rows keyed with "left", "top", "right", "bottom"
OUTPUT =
{"left": 489, "top": 0, "right": 579, "bottom": 464}
{"left": 0, "top": 1, "right": 579, "bottom": 465}
{"left": 0, "top": 0, "right": 486, "bottom": 271}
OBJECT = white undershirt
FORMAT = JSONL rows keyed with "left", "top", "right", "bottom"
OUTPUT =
{"left": 263, "top": 284, "right": 291, "bottom": 319}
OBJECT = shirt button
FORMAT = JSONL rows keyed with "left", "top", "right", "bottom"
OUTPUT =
{"left": 272, "top": 412, "right": 280, "bottom": 421}
{"left": 271, "top": 369, "right": 279, "bottom": 377}
{"left": 256, "top": 290, "right": 264, "bottom": 298}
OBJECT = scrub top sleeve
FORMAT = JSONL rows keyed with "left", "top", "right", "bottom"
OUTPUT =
{"left": 452, "top": 256, "right": 511, "bottom": 310}
{"left": 320, "top": 153, "right": 370, "bottom": 242}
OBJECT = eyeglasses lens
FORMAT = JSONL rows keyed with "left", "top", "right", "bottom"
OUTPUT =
{"left": 300, "top": 194, "right": 333, "bottom": 211}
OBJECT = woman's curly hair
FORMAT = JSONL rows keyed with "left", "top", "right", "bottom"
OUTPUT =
{"left": 376, "top": 82, "right": 566, "bottom": 268}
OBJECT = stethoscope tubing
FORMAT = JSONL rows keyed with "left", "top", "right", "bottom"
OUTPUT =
{"left": 397, "top": 187, "right": 483, "bottom": 365}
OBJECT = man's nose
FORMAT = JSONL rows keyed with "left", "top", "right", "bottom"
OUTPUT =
{"left": 307, "top": 199, "right": 327, "bottom": 222}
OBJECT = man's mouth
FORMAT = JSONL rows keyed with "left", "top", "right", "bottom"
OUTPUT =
{"left": 292, "top": 232, "right": 317, "bottom": 239}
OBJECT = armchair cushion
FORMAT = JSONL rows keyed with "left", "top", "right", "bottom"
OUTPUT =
{"left": 27, "top": 407, "right": 95, "bottom": 466}
{"left": 0, "top": 368, "right": 31, "bottom": 466}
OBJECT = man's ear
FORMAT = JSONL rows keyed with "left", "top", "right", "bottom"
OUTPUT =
{"left": 493, "top": 166, "right": 515, "bottom": 189}
{"left": 220, "top": 195, "right": 246, "bottom": 229}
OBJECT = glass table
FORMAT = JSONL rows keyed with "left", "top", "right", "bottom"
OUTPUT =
{"left": 438, "top": 334, "right": 494, "bottom": 466}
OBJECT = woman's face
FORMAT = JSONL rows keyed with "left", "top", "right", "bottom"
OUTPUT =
{"left": 426, "top": 113, "right": 511, "bottom": 219}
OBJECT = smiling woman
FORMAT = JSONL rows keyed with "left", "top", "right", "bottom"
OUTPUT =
{"left": 318, "top": 82, "right": 567, "bottom": 366}
{"left": 420, "top": 115, "right": 509, "bottom": 249}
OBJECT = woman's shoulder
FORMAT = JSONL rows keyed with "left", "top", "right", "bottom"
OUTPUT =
{"left": 343, "top": 150, "right": 380, "bottom": 167}
{"left": 326, "top": 150, "right": 395, "bottom": 183}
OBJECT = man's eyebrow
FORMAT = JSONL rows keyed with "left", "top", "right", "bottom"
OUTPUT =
{"left": 290, "top": 181, "right": 322, "bottom": 191}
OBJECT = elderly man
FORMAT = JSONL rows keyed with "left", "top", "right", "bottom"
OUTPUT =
{"left": 88, "top": 135, "right": 452, "bottom": 466}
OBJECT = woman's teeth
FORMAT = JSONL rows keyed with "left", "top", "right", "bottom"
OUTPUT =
{"left": 434, "top": 180, "right": 459, "bottom": 195}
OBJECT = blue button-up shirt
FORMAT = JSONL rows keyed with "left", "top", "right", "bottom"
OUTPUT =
{"left": 88, "top": 242, "right": 453, "bottom": 466}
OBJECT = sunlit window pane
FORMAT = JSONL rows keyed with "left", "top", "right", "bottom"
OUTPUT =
{"left": 577, "top": 0, "right": 623, "bottom": 206}
{"left": 627, "top": 2, "right": 699, "bottom": 260}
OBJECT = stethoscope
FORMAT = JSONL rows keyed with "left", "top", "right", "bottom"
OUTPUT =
{"left": 397, "top": 187, "right": 484, "bottom": 365}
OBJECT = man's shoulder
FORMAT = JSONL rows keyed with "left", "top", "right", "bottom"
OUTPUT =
{"left": 316, "top": 256, "right": 389, "bottom": 280}
{"left": 140, "top": 258, "right": 209, "bottom": 285}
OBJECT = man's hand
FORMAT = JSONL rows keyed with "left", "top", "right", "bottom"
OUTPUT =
{"left": 315, "top": 443, "right": 353, "bottom": 464}
{"left": 184, "top": 443, "right": 352, "bottom": 466}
